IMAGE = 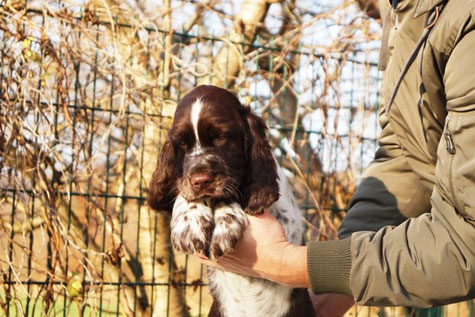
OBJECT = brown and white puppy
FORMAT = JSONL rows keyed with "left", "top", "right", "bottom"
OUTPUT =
{"left": 148, "top": 85, "right": 314, "bottom": 317}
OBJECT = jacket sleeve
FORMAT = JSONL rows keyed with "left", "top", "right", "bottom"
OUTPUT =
{"left": 338, "top": 105, "right": 432, "bottom": 239}
{"left": 348, "top": 29, "right": 475, "bottom": 307}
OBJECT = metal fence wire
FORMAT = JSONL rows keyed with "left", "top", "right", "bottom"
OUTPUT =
{"left": 0, "top": 1, "right": 473, "bottom": 316}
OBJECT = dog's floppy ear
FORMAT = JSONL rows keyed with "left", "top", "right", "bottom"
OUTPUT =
{"left": 242, "top": 110, "right": 280, "bottom": 215}
{"left": 147, "top": 139, "right": 178, "bottom": 211}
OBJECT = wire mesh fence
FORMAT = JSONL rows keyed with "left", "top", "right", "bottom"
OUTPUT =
{"left": 0, "top": 1, "right": 473, "bottom": 316}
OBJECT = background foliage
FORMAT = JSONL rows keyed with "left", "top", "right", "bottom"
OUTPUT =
{"left": 0, "top": 0, "right": 473, "bottom": 316}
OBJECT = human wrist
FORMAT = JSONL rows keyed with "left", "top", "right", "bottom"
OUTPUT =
{"left": 283, "top": 244, "right": 310, "bottom": 288}
{"left": 265, "top": 243, "right": 309, "bottom": 288}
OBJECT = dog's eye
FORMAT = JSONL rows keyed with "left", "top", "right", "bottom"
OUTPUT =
{"left": 212, "top": 134, "right": 226, "bottom": 144}
{"left": 179, "top": 141, "right": 187, "bottom": 149}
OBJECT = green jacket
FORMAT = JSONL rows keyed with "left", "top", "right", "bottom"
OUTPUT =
{"left": 308, "top": 0, "right": 475, "bottom": 306}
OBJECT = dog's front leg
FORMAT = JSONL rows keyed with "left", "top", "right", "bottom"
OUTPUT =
{"left": 171, "top": 195, "right": 214, "bottom": 255}
{"left": 209, "top": 202, "right": 248, "bottom": 260}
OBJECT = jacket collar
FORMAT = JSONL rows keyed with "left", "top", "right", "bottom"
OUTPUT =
{"left": 414, "top": 0, "right": 447, "bottom": 18}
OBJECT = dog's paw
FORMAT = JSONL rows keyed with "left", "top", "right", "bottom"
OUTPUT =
{"left": 171, "top": 196, "right": 214, "bottom": 255}
{"left": 209, "top": 202, "right": 248, "bottom": 260}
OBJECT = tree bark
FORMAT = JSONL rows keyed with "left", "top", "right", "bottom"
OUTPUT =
{"left": 198, "top": 0, "right": 271, "bottom": 87}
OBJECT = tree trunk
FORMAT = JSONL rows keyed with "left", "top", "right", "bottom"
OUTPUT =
{"left": 82, "top": 0, "right": 187, "bottom": 315}
{"left": 198, "top": 0, "right": 271, "bottom": 87}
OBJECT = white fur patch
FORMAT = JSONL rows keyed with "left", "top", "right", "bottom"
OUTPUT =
{"left": 208, "top": 269, "right": 292, "bottom": 317}
{"left": 190, "top": 99, "right": 203, "bottom": 149}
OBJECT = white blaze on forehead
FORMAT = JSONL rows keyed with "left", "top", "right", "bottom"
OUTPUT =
{"left": 190, "top": 98, "right": 203, "bottom": 150}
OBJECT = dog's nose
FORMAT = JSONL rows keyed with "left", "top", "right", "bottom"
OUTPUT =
{"left": 190, "top": 172, "right": 213, "bottom": 189}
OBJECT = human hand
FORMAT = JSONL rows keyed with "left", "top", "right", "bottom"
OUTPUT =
{"left": 195, "top": 210, "right": 310, "bottom": 288}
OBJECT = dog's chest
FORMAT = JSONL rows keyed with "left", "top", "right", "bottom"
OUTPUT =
{"left": 207, "top": 167, "right": 304, "bottom": 317}
{"left": 208, "top": 269, "right": 293, "bottom": 317}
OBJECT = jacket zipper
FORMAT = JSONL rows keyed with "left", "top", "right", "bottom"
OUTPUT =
{"left": 444, "top": 119, "right": 464, "bottom": 213}
{"left": 444, "top": 119, "right": 455, "bottom": 154}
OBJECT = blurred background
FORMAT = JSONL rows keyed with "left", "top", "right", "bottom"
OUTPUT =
{"left": 0, "top": 0, "right": 473, "bottom": 316}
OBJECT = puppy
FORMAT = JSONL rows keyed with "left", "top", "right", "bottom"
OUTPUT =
{"left": 148, "top": 85, "right": 314, "bottom": 316}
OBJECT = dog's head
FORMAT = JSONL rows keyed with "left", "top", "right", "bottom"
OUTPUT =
{"left": 147, "top": 85, "right": 279, "bottom": 214}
